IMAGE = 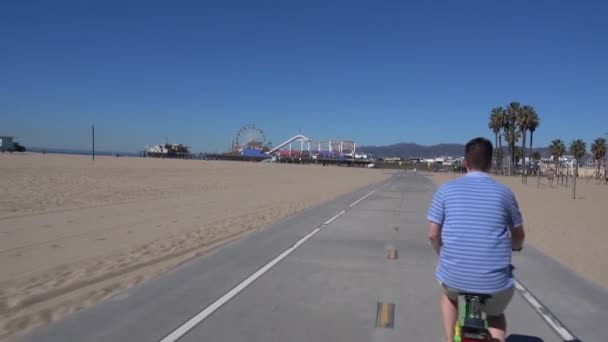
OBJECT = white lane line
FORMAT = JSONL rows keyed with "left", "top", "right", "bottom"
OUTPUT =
{"left": 514, "top": 279, "right": 577, "bottom": 341}
{"left": 323, "top": 209, "right": 346, "bottom": 226}
{"left": 159, "top": 227, "right": 321, "bottom": 342}
{"left": 158, "top": 182, "right": 390, "bottom": 342}
{"left": 348, "top": 182, "right": 390, "bottom": 208}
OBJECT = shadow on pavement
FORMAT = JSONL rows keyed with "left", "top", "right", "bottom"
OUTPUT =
{"left": 506, "top": 335, "right": 544, "bottom": 342}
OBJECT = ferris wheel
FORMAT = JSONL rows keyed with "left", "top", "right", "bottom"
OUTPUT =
{"left": 233, "top": 125, "right": 267, "bottom": 150}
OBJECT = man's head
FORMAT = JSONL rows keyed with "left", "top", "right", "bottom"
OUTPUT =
{"left": 464, "top": 137, "right": 493, "bottom": 172}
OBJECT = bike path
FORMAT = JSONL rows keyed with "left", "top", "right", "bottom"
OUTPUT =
{"left": 176, "top": 174, "right": 560, "bottom": 342}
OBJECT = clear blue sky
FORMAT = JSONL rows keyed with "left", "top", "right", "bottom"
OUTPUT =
{"left": 2, "top": 0, "right": 607, "bottom": 152}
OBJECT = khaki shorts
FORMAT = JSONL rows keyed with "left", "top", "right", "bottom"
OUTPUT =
{"left": 441, "top": 282, "right": 515, "bottom": 317}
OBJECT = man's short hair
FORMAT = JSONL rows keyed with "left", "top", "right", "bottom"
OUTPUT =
{"left": 465, "top": 137, "right": 493, "bottom": 171}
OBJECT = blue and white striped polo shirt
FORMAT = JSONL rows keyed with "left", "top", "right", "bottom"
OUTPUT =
{"left": 427, "top": 171, "right": 523, "bottom": 293}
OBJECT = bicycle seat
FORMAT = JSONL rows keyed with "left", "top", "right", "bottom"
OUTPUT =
{"left": 459, "top": 293, "right": 492, "bottom": 301}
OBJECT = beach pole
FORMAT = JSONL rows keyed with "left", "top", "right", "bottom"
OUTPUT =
{"left": 92, "top": 125, "right": 95, "bottom": 162}
{"left": 572, "top": 160, "right": 577, "bottom": 199}
{"left": 537, "top": 160, "right": 541, "bottom": 188}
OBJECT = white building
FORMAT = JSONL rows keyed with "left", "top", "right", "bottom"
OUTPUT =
{"left": 0, "top": 136, "right": 15, "bottom": 150}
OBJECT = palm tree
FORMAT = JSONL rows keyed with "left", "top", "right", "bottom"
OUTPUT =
{"left": 518, "top": 105, "right": 535, "bottom": 182}
{"left": 550, "top": 139, "right": 566, "bottom": 183}
{"left": 504, "top": 129, "right": 521, "bottom": 175}
{"left": 527, "top": 109, "right": 540, "bottom": 160}
{"left": 531, "top": 151, "right": 541, "bottom": 171}
{"left": 514, "top": 146, "right": 523, "bottom": 166}
{"left": 569, "top": 139, "right": 586, "bottom": 199}
{"left": 504, "top": 102, "right": 521, "bottom": 175}
{"left": 590, "top": 138, "right": 606, "bottom": 172}
{"left": 489, "top": 107, "right": 504, "bottom": 172}
{"left": 517, "top": 106, "right": 530, "bottom": 168}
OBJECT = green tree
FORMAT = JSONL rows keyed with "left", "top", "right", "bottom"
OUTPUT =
{"left": 550, "top": 139, "right": 566, "bottom": 184}
{"left": 527, "top": 109, "right": 540, "bottom": 160}
{"left": 514, "top": 146, "right": 523, "bottom": 166}
{"left": 504, "top": 102, "right": 521, "bottom": 175}
{"left": 570, "top": 139, "right": 586, "bottom": 168}
{"left": 569, "top": 139, "right": 587, "bottom": 199}
{"left": 488, "top": 107, "right": 504, "bottom": 171}
{"left": 531, "top": 151, "right": 541, "bottom": 161}
{"left": 550, "top": 139, "right": 566, "bottom": 160}
{"left": 517, "top": 105, "right": 533, "bottom": 171}
{"left": 590, "top": 138, "right": 607, "bottom": 175}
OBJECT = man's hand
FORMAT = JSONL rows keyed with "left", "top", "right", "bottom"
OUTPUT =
{"left": 428, "top": 222, "right": 442, "bottom": 254}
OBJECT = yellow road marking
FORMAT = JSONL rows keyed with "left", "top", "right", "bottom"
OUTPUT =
{"left": 387, "top": 247, "right": 398, "bottom": 260}
{"left": 376, "top": 302, "right": 395, "bottom": 328}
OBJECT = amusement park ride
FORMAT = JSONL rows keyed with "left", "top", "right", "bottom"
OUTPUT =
{"left": 231, "top": 125, "right": 269, "bottom": 153}
{"left": 214, "top": 125, "right": 364, "bottom": 165}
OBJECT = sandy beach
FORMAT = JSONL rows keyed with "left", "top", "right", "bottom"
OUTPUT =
{"left": 2, "top": 154, "right": 606, "bottom": 341}
{"left": 428, "top": 172, "right": 608, "bottom": 290}
{"left": 0, "top": 153, "right": 390, "bottom": 340}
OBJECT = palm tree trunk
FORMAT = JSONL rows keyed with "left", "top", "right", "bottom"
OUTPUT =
{"left": 494, "top": 132, "right": 499, "bottom": 173}
{"left": 529, "top": 131, "right": 534, "bottom": 177}
{"left": 521, "top": 130, "right": 527, "bottom": 183}
{"left": 513, "top": 143, "right": 516, "bottom": 176}
{"left": 529, "top": 132, "right": 534, "bottom": 159}
{"left": 498, "top": 134, "right": 503, "bottom": 173}
{"left": 506, "top": 139, "right": 511, "bottom": 176}
{"left": 509, "top": 139, "right": 515, "bottom": 176}
{"left": 509, "top": 141, "right": 512, "bottom": 175}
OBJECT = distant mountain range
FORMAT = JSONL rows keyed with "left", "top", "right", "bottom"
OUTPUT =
{"left": 357, "top": 143, "right": 553, "bottom": 159}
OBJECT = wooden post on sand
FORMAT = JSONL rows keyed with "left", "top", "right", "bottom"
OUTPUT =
{"left": 537, "top": 161, "right": 541, "bottom": 188}
{"left": 572, "top": 161, "right": 577, "bottom": 199}
{"left": 92, "top": 125, "right": 95, "bottom": 162}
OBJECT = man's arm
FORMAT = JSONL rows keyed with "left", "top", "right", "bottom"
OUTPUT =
{"left": 428, "top": 222, "right": 442, "bottom": 254}
{"left": 507, "top": 189, "right": 525, "bottom": 251}
{"left": 427, "top": 186, "right": 445, "bottom": 254}
{"left": 511, "top": 225, "right": 525, "bottom": 251}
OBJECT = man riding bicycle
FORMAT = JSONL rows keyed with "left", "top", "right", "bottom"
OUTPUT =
{"left": 427, "top": 137, "right": 526, "bottom": 342}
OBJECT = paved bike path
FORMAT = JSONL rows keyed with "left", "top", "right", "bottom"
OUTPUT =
{"left": 177, "top": 172, "right": 559, "bottom": 342}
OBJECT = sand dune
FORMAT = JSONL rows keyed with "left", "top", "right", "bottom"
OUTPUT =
{"left": 428, "top": 172, "right": 608, "bottom": 290}
{"left": 0, "top": 153, "right": 390, "bottom": 341}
